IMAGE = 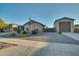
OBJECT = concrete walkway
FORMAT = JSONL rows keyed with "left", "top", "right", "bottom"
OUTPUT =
{"left": 63, "top": 33, "right": 79, "bottom": 41}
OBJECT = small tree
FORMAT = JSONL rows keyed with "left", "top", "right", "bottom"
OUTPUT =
{"left": 0, "top": 18, "right": 8, "bottom": 32}
{"left": 0, "top": 18, "right": 8, "bottom": 28}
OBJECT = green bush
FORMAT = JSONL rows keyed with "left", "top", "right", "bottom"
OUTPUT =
{"left": 16, "top": 30, "right": 21, "bottom": 34}
{"left": 22, "top": 31, "right": 27, "bottom": 34}
{"left": 32, "top": 29, "right": 38, "bottom": 34}
{"left": 58, "top": 31, "right": 62, "bottom": 34}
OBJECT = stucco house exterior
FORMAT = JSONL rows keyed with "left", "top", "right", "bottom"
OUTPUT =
{"left": 23, "top": 19, "right": 45, "bottom": 32}
{"left": 54, "top": 17, "right": 75, "bottom": 32}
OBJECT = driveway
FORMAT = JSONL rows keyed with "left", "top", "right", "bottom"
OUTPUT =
{"left": 0, "top": 32, "right": 79, "bottom": 56}
{"left": 24, "top": 32, "right": 79, "bottom": 45}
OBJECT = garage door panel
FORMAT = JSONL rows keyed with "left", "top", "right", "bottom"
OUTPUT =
{"left": 59, "top": 22, "right": 71, "bottom": 32}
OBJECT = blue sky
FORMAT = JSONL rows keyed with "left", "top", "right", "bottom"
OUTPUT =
{"left": 0, "top": 3, "right": 79, "bottom": 27}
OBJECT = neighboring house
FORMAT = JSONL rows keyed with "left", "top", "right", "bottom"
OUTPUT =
{"left": 3, "top": 24, "right": 24, "bottom": 32}
{"left": 74, "top": 24, "right": 79, "bottom": 32}
{"left": 23, "top": 19, "right": 45, "bottom": 32}
{"left": 5, "top": 24, "right": 18, "bottom": 32}
{"left": 54, "top": 17, "right": 75, "bottom": 32}
{"left": 74, "top": 24, "right": 79, "bottom": 28}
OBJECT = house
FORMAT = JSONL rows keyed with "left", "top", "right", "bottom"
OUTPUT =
{"left": 5, "top": 24, "right": 18, "bottom": 32}
{"left": 54, "top": 17, "right": 75, "bottom": 32}
{"left": 3, "top": 24, "right": 24, "bottom": 32}
{"left": 74, "top": 24, "right": 79, "bottom": 28}
{"left": 18, "top": 25, "right": 24, "bottom": 31}
{"left": 74, "top": 24, "right": 79, "bottom": 32}
{"left": 23, "top": 19, "right": 45, "bottom": 32}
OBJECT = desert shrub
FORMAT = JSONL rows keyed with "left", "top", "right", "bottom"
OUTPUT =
{"left": 32, "top": 29, "right": 38, "bottom": 34}
{"left": 22, "top": 31, "right": 27, "bottom": 34}
{"left": 0, "top": 29, "right": 3, "bottom": 32}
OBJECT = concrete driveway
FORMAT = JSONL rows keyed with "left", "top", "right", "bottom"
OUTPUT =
{"left": 24, "top": 32, "right": 79, "bottom": 45}
{"left": 0, "top": 32, "right": 79, "bottom": 56}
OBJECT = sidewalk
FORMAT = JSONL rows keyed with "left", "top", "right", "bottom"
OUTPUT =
{"left": 63, "top": 33, "right": 79, "bottom": 41}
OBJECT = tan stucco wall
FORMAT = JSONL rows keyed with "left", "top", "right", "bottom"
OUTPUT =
{"left": 54, "top": 22, "right": 59, "bottom": 32}
{"left": 54, "top": 19, "right": 74, "bottom": 32}
{"left": 23, "top": 23, "right": 44, "bottom": 32}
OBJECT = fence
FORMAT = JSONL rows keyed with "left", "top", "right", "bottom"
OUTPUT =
{"left": 43, "top": 28, "right": 56, "bottom": 32}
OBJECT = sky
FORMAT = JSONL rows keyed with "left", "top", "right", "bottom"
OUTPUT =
{"left": 0, "top": 3, "right": 79, "bottom": 27}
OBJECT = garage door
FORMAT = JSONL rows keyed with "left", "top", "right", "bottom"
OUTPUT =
{"left": 59, "top": 22, "right": 71, "bottom": 32}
